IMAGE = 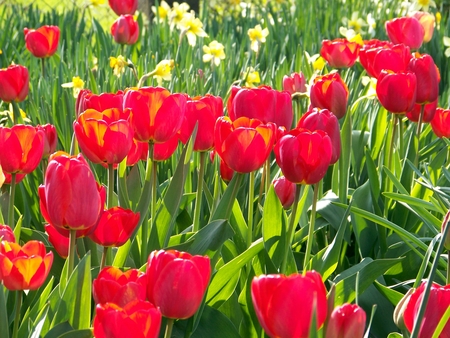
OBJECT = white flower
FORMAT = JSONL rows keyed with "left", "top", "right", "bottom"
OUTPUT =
{"left": 203, "top": 41, "right": 226, "bottom": 67}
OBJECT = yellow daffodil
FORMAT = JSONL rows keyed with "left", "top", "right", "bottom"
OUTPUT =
{"left": 61, "top": 76, "right": 85, "bottom": 98}
{"left": 169, "top": 2, "right": 190, "bottom": 30}
{"left": 90, "top": 0, "right": 105, "bottom": 7}
{"left": 0, "top": 106, "right": 31, "bottom": 124}
{"left": 203, "top": 40, "right": 226, "bottom": 67}
{"left": 247, "top": 24, "right": 269, "bottom": 53}
{"left": 152, "top": 1, "right": 171, "bottom": 22}
{"left": 346, "top": 12, "right": 367, "bottom": 33}
{"left": 0, "top": 49, "right": 2, "bottom": 55}
{"left": 443, "top": 36, "right": 450, "bottom": 57}
{"left": 153, "top": 59, "right": 174, "bottom": 86}
{"left": 109, "top": 55, "right": 128, "bottom": 78}
{"left": 178, "top": 12, "right": 208, "bottom": 47}
{"left": 410, "top": 0, "right": 436, "bottom": 12}
{"left": 242, "top": 67, "right": 260, "bottom": 87}
{"left": 305, "top": 51, "right": 326, "bottom": 73}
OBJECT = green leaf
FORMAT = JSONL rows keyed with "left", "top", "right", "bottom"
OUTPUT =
{"left": 0, "top": 287, "right": 9, "bottom": 338}
{"left": 373, "top": 281, "right": 404, "bottom": 306}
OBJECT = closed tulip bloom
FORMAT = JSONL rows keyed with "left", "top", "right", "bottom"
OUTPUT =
{"left": 283, "top": 72, "right": 307, "bottom": 95}
{"left": 24, "top": 25, "right": 60, "bottom": 58}
{"left": 297, "top": 108, "right": 341, "bottom": 164}
{"left": 74, "top": 108, "right": 134, "bottom": 165}
{"left": 93, "top": 300, "right": 161, "bottom": 338}
{"left": 0, "top": 240, "right": 53, "bottom": 290}
{"left": 146, "top": 250, "right": 211, "bottom": 319}
{"left": 226, "top": 85, "right": 241, "bottom": 120}
{"left": 386, "top": 16, "right": 424, "bottom": 50}
{"left": 179, "top": 94, "right": 224, "bottom": 151}
{"left": 406, "top": 100, "right": 437, "bottom": 123}
{"left": 214, "top": 116, "right": 276, "bottom": 173}
{"left": 320, "top": 38, "right": 360, "bottom": 68}
{"left": 274, "top": 128, "right": 332, "bottom": 185}
{"left": 410, "top": 11, "right": 435, "bottom": 43}
{"left": 273, "top": 177, "right": 296, "bottom": 209}
{"left": 0, "top": 64, "right": 29, "bottom": 103}
{"left": 325, "top": 304, "right": 366, "bottom": 338}
{"left": 376, "top": 70, "right": 417, "bottom": 114}
{"left": 93, "top": 266, "right": 147, "bottom": 307}
{"left": 210, "top": 151, "right": 234, "bottom": 182}
{"left": 310, "top": 73, "right": 348, "bottom": 119}
{"left": 36, "top": 124, "right": 57, "bottom": 158}
{"left": 39, "top": 152, "right": 106, "bottom": 231}
{"left": 89, "top": 207, "right": 140, "bottom": 247}
{"left": 153, "top": 133, "right": 179, "bottom": 161}
{"left": 79, "top": 90, "right": 124, "bottom": 114}
{"left": 404, "top": 282, "right": 450, "bottom": 338}
{"left": 251, "top": 271, "right": 328, "bottom": 338}
{"left": 0, "top": 124, "right": 44, "bottom": 175}
{"left": 0, "top": 224, "right": 15, "bottom": 242}
{"left": 111, "top": 15, "right": 139, "bottom": 45}
{"left": 124, "top": 86, "right": 187, "bottom": 144}
{"left": 229, "top": 86, "right": 293, "bottom": 130}
{"left": 108, "top": 0, "right": 138, "bottom": 16}
{"left": 126, "top": 139, "right": 148, "bottom": 166}
{"left": 408, "top": 53, "right": 440, "bottom": 104}
{"left": 431, "top": 108, "right": 450, "bottom": 138}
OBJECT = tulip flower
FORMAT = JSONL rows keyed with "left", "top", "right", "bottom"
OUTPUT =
{"left": 108, "top": 0, "right": 138, "bottom": 16}
{"left": 36, "top": 124, "right": 57, "bottom": 158}
{"left": 404, "top": 282, "right": 450, "bottom": 337}
{"left": 93, "top": 266, "right": 147, "bottom": 307}
{"left": 283, "top": 72, "right": 307, "bottom": 95}
{"left": 74, "top": 108, "right": 134, "bottom": 166}
{"left": 0, "top": 224, "right": 15, "bottom": 242}
{"left": 123, "top": 86, "right": 187, "bottom": 144}
{"left": 45, "top": 224, "right": 69, "bottom": 259}
{"left": 111, "top": 15, "right": 139, "bottom": 45}
{"left": 210, "top": 151, "right": 234, "bottom": 182}
{"left": 23, "top": 25, "right": 60, "bottom": 58}
{"left": 0, "top": 240, "right": 53, "bottom": 290}
{"left": 310, "top": 73, "right": 348, "bottom": 119}
{"left": 77, "top": 90, "right": 124, "bottom": 115}
{"left": 153, "top": 133, "right": 179, "bottom": 161}
{"left": 297, "top": 107, "right": 341, "bottom": 164}
{"left": 431, "top": 108, "right": 450, "bottom": 138}
{"left": 406, "top": 100, "right": 437, "bottom": 123}
{"left": 126, "top": 139, "right": 149, "bottom": 166}
{"left": 93, "top": 300, "right": 161, "bottom": 338}
{"left": 229, "top": 86, "right": 293, "bottom": 130}
{"left": 0, "top": 124, "right": 44, "bottom": 175}
{"left": 385, "top": 16, "right": 424, "bottom": 50}
{"left": 325, "top": 304, "right": 366, "bottom": 338}
{"left": 251, "top": 271, "right": 328, "bottom": 338}
{"left": 214, "top": 116, "right": 276, "bottom": 173}
{"left": 408, "top": 53, "right": 440, "bottom": 104}
{"left": 393, "top": 288, "right": 416, "bottom": 331}
{"left": 89, "top": 207, "right": 140, "bottom": 247}
{"left": 226, "top": 85, "right": 241, "bottom": 120}
{"left": 274, "top": 127, "right": 332, "bottom": 185}
{"left": 146, "top": 250, "right": 211, "bottom": 319}
{"left": 376, "top": 70, "right": 417, "bottom": 114}
{"left": 0, "top": 64, "right": 29, "bottom": 103}
{"left": 273, "top": 177, "right": 296, "bottom": 209}
{"left": 320, "top": 38, "right": 360, "bottom": 68}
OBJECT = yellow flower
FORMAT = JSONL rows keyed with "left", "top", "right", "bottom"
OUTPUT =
{"left": 90, "top": 0, "right": 105, "bottom": 7}
{"left": 178, "top": 12, "right": 208, "bottom": 47}
{"left": 0, "top": 106, "right": 31, "bottom": 124}
{"left": 242, "top": 67, "right": 260, "bottom": 87}
{"left": 152, "top": 1, "right": 171, "bottom": 22}
{"left": 61, "top": 76, "right": 85, "bottom": 98}
{"left": 109, "top": 55, "right": 128, "bottom": 78}
{"left": 0, "top": 49, "right": 2, "bottom": 55}
{"left": 247, "top": 24, "right": 269, "bottom": 53}
{"left": 349, "top": 33, "right": 364, "bottom": 46}
{"left": 153, "top": 59, "right": 174, "bottom": 86}
{"left": 346, "top": 12, "right": 367, "bottom": 33}
{"left": 313, "top": 56, "right": 326, "bottom": 72}
{"left": 436, "top": 12, "right": 442, "bottom": 26}
{"left": 410, "top": 0, "right": 436, "bottom": 12}
{"left": 443, "top": 36, "right": 450, "bottom": 57}
{"left": 169, "top": 2, "right": 190, "bottom": 30}
{"left": 203, "top": 40, "right": 226, "bottom": 67}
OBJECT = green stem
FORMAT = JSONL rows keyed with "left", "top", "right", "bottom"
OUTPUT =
{"left": 107, "top": 163, "right": 115, "bottom": 209}
{"left": 281, "top": 184, "right": 301, "bottom": 274}
{"left": 67, "top": 229, "right": 77, "bottom": 279}
{"left": 265, "top": 158, "right": 270, "bottom": 194}
{"left": 447, "top": 251, "right": 450, "bottom": 285}
{"left": 224, "top": 173, "right": 244, "bottom": 220}
{"left": 8, "top": 173, "right": 16, "bottom": 228}
{"left": 141, "top": 143, "right": 154, "bottom": 264}
{"left": 387, "top": 114, "right": 398, "bottom": 174}
{"left": 303, "top": 182, "right": 319, "bottom": 273}
{"left": 41, "top": 58, "right": 45, "bottom": 78}
{"left": 164, "top": 318, "right": 174, "bottom": 338}
{"left": 12, "top": 291, "right": 22, "bottom": 338}
{"left": 247, "top": 171, "right": 255, "bottom": 248}
{"left": 193, "top": 152, "right": 206, "bottom": 232}
{"left": 100, "top": 246, "right": 108, "bottom": 271}
{"left": 414, "top": 104, "right": 425, "bottom": 169}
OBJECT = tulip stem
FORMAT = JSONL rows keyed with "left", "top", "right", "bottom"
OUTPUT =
{"left": 414, "top": 104, "right": 425, "bottom": 170}
{"left": 68, "top": 229, "right": 77, "bottom": 279}
{"left": 41, "top": 58, "right": 45, "bottom": 78}
{"left": 100, "top": 246, "right": 108, "bottom": 271}
{"left": 193, "top": 152, "right": 206, "bottom": 232}
{"left": 247, "top": 171, "right": 255, "bottom": 247}
{"left": 8, "top": 173, "right": 16, "bottom": 228}
{"left": 107, "top": 163, "right": 114, "bottom": 209}
{"left": 12, "top": 291, "right": 22, "bottom": 338}
{"left": 447, "top": 251, "right": 450, "bottom": 285}
{"left": 224, "top": 173, "right": 244, "bottom": 220}
{"left": 387, "top": 114, "right": 398, "bottom": 175}
{"left": 281, "top": 183, "right": 301, "bottom": 274}
{"left": 141, "top": 143, "right": 154, "bottom": 264}
{"left": 303, "top": 183, "right": 319, "bottom": 273}
{"left": 164, "top": 318, "right": 174, "bottom": 338}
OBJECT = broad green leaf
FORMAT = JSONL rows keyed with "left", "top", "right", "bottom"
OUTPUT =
{"left": 30, "top": 304, "right": 49, "bottom": 338}
{"left": 373, "top": 281, "right": 404, "bottom": 306}
{"left": 44, "top": 322, "right": 74, "bottom": 338}
{"left": 0, "top": 287, "right": 8, "bottom": 338}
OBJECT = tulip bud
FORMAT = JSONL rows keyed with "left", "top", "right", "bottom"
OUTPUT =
{"left": 111, "top": 15, "right": 139, "bottom": 45}
{"left": 0, "top": 64, "right": 29, "bottom": 103}
{"left": 393, "top": 287, "right": 415, "bottom": 331}
{"left": 108, "top": 0, "right": 138, "bottom": 16}
{"left": 0, "top": 224, "right": 15, "bottom": 242}
{"left": 273, "top": 177, "right": 296, "bottom": 209}
{"left": 310, "top": 73, "right": 349, "bottom": 119}
{"left": 24, "top": 25, "right": 60, "bottom": 58}
{"left": 325, "top": 303, "right": 366, "bottom": 338}
{"left": 431, "top": 108, "right": 450, "bottom": 138}
{"left": 385, "top": 16, "right": 424, "bottom": 50}
{"left": 320, "top": 38, "right": 360, "bottom": 68}
{"left": 36, "top": 124, "right": 58, "bottom": 158}
{"left": 283, "top": 72, "right": 307, "bottom": 95}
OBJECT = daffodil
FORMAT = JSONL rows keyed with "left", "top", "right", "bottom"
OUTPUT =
{"left": 152, "top": 1, "right": 171, "bottom": 22}
{"left": 153, "top": 59, "right": 174, "bottom": 86}
{"left": 169, "top": 2, "right": 190, "bottom": 30}
{"left": 90, "top": 0, "right": 105, "bottom": 7}
{"left": 305, "top": 51, "right": 326, "bottom": 73}
{"left": 0, "top": 105, "right": 31, "bottom": 124}
{"left": 109, "top": 55, "right": 128, "bottom": 78}
{"left": 61, "top": 76, "right": 85, "bottom": 98}
{"left": 242, "top": 67, "right": 260, "bottom": 87}
{"left": 344, "top": 12, "right": 367, "bottom": 33}
{"left": 436, "top": 12, "right": 442, "bottom": 29}
{"left": 443, "top": 36, "right": 450, "bottom": 57}
{"left": 247, "top": 24, "right": 269, "bottom": 53}
{"left": 203, "top": 40, "right": 226, "bottom": 67}
{"left": 410, "top": 0, "right": 436, "bottom": 12}
{"left": 178, "top": 12, "right": 208, "bottom": 47}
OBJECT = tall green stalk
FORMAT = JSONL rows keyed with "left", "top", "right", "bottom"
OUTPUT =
{"left": 8, "top": 173, "right": 16, "bottom": 228}
{"left": 414, "top": 104, "right": 425, "bottom": 169}
{"left": 140, "top": 143, "right": 154, "bottom": 264}
{"left": 193, "top": 151, "right": 206, "bottom": 232}
{"left": 100, "top": 163, "right": 115, "bottom": 271}
{"left": 303, "top": 182, "right": 319, "bottom": 273}
{"left": 67, "top": 229, "right": 77, "bottom": 279}
{"left": 247, "top": 171, "right": 255, "bottom": 247}
{"left": 12, "top": 291, "right": 22, "bottom": 338}
{"left": 281, "top": 184, "right": 301, "bottom": 274}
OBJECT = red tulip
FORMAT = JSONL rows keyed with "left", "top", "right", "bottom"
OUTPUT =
{"left": 385, "top": 16, "right": 424, "bottom": 50}
{"left": 0, "top": 224, "right": 15, "bottom": 242}
{"left": 93, "top": 266, "right": 147, "bottom": 307}
{"left": 39, "top": 152, "right": 106, "bottom": 232}
{"left": 320, "top": 38, "right": 360, "bottom": 68}
{"left": 75, "top": 89, "right": 92, "bottom": 117}
{"left": 124, "top": 86, "right": 187, "bottom": 144}
{"left": 36, "top": 124, "right": 57, "bottom": 158}
{"left": 410, "top": 11, "right": 435, "bottom": 43}
{"left": 310, "top": 73, "right": 348, "bottom": 119}
{"left": 406, "top": 100, "right": 437, "bottom": 123}
{"left": 283, "top": 72, "right": 307, "bottom": 95}
{"left": 45, "top": 223, "right": 95, "bottom": 259}
{"left": 153, "top": 133, "right": 179, "bottom": 161}
{"left": 408, "top": 53, "right": 440, "bottom": 104}
{"left": 376, "top": 70, "right": 417, "bottom": 114}
{"left": 146, "top": 250, "right": 211, "bottom": 319}
{"left": 108, "top": 0, "right": 138, "bottom": 16}
{"left": 0, "top": 64, "right": 29, "bottom": 103}
{"left": 0, "top": 124, "right": 44, "bottom": 175}
{"left": 89, "top": 207, "right": 140, "bottom": 247}
{"left": 111, "top": 15, "right": 139, "bottom": 45}
{"left": 251, "top": 271, "right": 328, "bottom": 338}
{"left": 404, "top": 282, "right": 450, "bottom": 338}
{"left": 74, "top": 108, "right": 134, "bottom": 166}
{"left": 93, "top": 300, "right": 161, "bottom": 338}
{"left": 214, "top": 116, "right": 276, "bottom": 173}
{"left": 179, "top": 94, "right": 224, "bottom": 151}
{"left": 3, "top": 173, "right": 26, "bottom": 185}
{"left": 210, "top": 151, "right": 234, "bottom": 182}
{"left": 77, "top": 90, "right": 124, "bottom": 115}
{"left": 226, "top": 85, "right": 241, "bottom": 120}
{"left": 126, "top": 139, "right": 148, "bottom": 166}
{"left": 229, "top": 86, "right": 293, "bottom": 130}
{"left": 325, "top": 304, "right": 366, "bottom": 338}
{"left": 0, "top": 240, "right": 53, "bottom": 290}
{"left": 297, "top": 107, "right": 341, "bottom": 164}
{"left": 273, "top": 177, "right": 296, "bottom": 209}
{"left": 23, "top": 25, "right": 60, "bottom": 58}
{"left": 431, "top": 108, "right": 450, "bottom": 138}
{"left": 274, "top": 128, "right": 332, "bottom": 185}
